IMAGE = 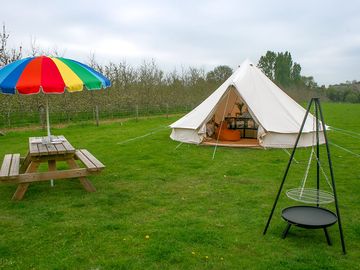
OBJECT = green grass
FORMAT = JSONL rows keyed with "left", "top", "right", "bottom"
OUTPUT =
{"left": 0, "top": 103, "right": 359, "bottom": 269}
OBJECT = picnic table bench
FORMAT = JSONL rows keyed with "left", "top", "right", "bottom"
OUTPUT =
{"left": 0, "top": 135, "right": 105, "bottom": 200}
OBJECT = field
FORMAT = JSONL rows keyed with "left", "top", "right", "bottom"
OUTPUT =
{"left": 0, "top": 103, "right": 359, "bottom": 269}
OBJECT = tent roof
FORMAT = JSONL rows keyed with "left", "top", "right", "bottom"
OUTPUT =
{"left": 170, "top": 59, "right": 317, "bottom": 133}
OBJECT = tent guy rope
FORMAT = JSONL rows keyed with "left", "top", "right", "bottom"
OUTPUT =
{"left": 331, "top": 127, "right": 360, "bottom": 140}
{"left": 117, "top": 126, "right": 169, "bottom": 145}
{"left": 175, "top": 142, "right": 183, "bottom": 150}
{"left": 329, "top": 141, "right": 360, "bottom": 158}
{"left": 212, "top": 91, "right": 231, "bottom": 160}
{"left": 282, "top": 148, "right": 299, "bottom": 164}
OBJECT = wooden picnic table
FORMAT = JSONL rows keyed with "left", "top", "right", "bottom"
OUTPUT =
{"left": 0, "top": 135, "right": 105, "bottom": 200}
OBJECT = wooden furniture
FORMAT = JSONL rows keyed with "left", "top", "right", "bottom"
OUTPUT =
{"left": 0, "top": 135, "right": 105, "bottom": 200}
{"left": 217, "top": 122, "right": 241, "bottom": 141}
{"left": 225, "top": 116, "right": 258, "bottom": 139}
{"left": 0, "top": 154, "right": 20, "bottom": 180}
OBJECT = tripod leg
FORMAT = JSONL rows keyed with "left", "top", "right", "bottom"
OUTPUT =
{"left": 324, "top": 227, "right": 332, "bottom": 246}
{"left": 282, "top": 223, "right": 291, "bottom": 239}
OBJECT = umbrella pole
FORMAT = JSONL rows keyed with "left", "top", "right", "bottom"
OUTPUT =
{"left": 46, "top": 95, "right": 51, "bottom": 139}
{"left": 45, "top": 95, "right": 54, "bottom": 187}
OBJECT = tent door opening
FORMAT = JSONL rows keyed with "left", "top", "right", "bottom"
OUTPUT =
{"left": 204, "top": 86, "right": 259, "bottom": 144}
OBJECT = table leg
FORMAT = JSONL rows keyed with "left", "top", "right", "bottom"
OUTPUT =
{"left": 323, "top": 227, "right": 332, "bottom": 246}
{"left": 282, "top": 223, "right": 291, "bottom": 239}
{"left": 66, "top": 159, "right": 96, "bottom": 192}
{"left": 19, "top": 152, "right": 31, "bottom": 174}
{"left": 12, "top": 161, "right": 40, "bottom": 201}
{"left": 48, "top": 160, "right": 56, "bottom": 187}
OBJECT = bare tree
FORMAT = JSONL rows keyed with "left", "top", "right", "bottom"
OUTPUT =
{"left": 29, "top": 36, "right": 65, "bottom": 57}
{"left": 0, "top": 23, "right": 22, "bottom": 66}
{"left": 49, "top": 45, "right": 65, "bottom": 57}
{"left": 29, "top": 35, "right": 41, "bottom": 57}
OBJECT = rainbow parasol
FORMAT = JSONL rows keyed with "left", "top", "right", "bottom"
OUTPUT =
{"left": 0, "top": 56, "right": 111, "bottom": 140}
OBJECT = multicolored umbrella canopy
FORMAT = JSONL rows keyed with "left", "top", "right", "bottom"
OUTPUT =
{"left": 0, "top": 56, "right": 111, "bottom": 140}
{"left": 0, "top": 56, "right": 111, "bottom": 94}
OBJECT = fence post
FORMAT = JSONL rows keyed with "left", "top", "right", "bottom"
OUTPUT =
{"left": 95, "top": 105, "right": 99, "bottom": 126}
{"left": 7, "top": 110, "right": 10, "bottom": 128}
{"left": 67, "top": 111, "right": 70, "bottom": 123}
{"left": 135, "top": 104, "right": 139, "bottom": 122}
{"left": 166, "top": 103, "right": 169, "bottom": 118}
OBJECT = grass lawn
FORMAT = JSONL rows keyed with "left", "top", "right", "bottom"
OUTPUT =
{"left": 0, "top": 103, "right": 359, "bottom": 269}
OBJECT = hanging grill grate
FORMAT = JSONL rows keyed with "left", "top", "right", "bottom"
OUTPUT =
{"left": 286, "top": 188, "right": 334, "bottom": 204}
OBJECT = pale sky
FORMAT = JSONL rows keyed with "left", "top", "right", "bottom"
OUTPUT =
{"left": 2, "top": 0, "right": 360, "bottom": 85}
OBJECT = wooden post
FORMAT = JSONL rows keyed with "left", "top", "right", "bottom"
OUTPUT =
{"left": 95, "top": 105, "right": 99, "bottom": 127}
{"left": 12, "top": 161, "right": 40, "bottom": 201}
{"left": 7, "top": 109, "right": 11, "bottom": 128}
{"left": 135, "top": 105, "right": 139, "bottom": 122}
{"left": 66, "top": 159, "right": 96, "bottom": 192}
{"left": 166, "top": 103, "right": 169, "bottom": 118}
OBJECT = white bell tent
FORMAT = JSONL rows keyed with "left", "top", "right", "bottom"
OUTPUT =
{"left": 170, "top": 59, "right": 325, "bottom": 148}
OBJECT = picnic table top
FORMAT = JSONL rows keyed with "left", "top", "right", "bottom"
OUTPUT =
{"left": 29, "top": 135, "right": 75, "bottom": 157}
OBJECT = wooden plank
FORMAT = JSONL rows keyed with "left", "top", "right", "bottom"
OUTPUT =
{"left": 66, "top": 159, "right": 96, "bottom": 192}
{"left": 75, "top": 150, "right": 97, "bottom": 171}
{"left": 58, "top": 135, "right": 75, "bottom": 153}
{"left": 80, "top": 149, "right": 105, "bottom": 169}
{"left": 29, "top": 136, "right": 42, "bottom": 143}
{"left": 20, "top": 153, "right": 31, "bottom": 173}
{"left": 25, "top": 161, "right": 41, "bottom": 173}
{"left": 30, "top": 153, "right": 75, "bottom": 163}
{"left": 16, "top": 168, "right": 91, "bottom": 183}
{"left": 45, "top": 143, "right": 58, "bottom": 155}
{"left": 54, "top": 142, "right": 67, "bottom": 154}
{"left": 37, "top": 142, "right": 49, "bottom": 156}
{"left": 79, "top": 178, "right": 97, "bottom": 192}
{"left": 29, "top": 137, "right": 39, "bottom": 156}
{"left": 201, "top": 138, "right": 261, "bottom": 148}
{"left": 48, "top": 160, "right": 56, "bottom": 171}
{"left": 12, "top": 184, "right": 30, "bottom": 200}
{"left": 0, "top": 175, "right": 19, "bottom": 181}
{"left": 9, "top": 154, "right": 20, "bottom": 177}
{"left": 0, "top": 154, "right": 12, "bottom": 177}
{"left": 29, "top": 138, "right": 39, "bottom": 155}
{"left": 11, "top": 161, "right": 40, "bottom": 201}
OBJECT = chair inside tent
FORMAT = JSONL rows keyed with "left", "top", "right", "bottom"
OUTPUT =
{"left": 202, "top": 86, "right": 260, "bottom": 148}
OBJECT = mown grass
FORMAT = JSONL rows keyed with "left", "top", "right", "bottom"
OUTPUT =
{"left": 0, "top": 103, "right": 359, "bottom": 269}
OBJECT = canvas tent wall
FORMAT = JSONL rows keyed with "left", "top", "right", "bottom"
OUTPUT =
{"left": 170, "top": 59, "right": 325, "bottom": 148}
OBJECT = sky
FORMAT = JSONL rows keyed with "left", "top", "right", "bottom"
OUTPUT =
{"left": 2, "top": 0, "right": 360, "bottom": 86}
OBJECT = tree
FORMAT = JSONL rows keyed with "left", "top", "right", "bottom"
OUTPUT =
{"left": 301, "top": 76, "right": 318, "bottom": 89}
{"left": 0, "top": 23, "right": 22, "bottom": 67}
{"left": 326, "top": 87, "right": 342, "bottom": 101}
{"left": 0, "top": 24, "right": 23, "bottom": 134}
{"left": 274, "top": 51, "right": 293, "bottom": 86}
{"left": 257, "top": 51, "right": 276, "bottom": 80}
{"left": 206, "top": 65, "right": 233, "bottom": 84}
{"left": 344, "top": 91, "right": 359, "bottom": 103}
{"left": 291, "top": 62, "right": 301, "bottom": 83}
{"left": 257, "top": 51, "right": 309, "bottom": 87}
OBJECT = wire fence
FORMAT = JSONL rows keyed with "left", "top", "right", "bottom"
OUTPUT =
{"left": 0, "top": 103, "right": 194, "bottom": 129}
